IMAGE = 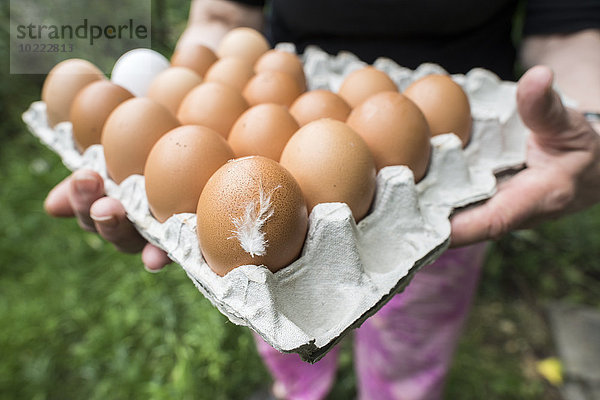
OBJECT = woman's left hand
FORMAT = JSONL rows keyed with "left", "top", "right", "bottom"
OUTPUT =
{"left": 450, "top": 65, "right": 600, "bottom": 246}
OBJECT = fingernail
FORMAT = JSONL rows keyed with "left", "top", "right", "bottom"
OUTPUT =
{"left": 144, "top": 264, "right": 162, "bottom": 274}
{"left": 91, "top": 213, "right": 118, "bottom": 229}
{"left": 74, "top": 172, "right": 100, "bottom": 196}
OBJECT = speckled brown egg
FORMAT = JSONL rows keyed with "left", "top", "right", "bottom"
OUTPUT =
{"left": 347, "top": 91, "right": 431, "bottom": 182}
{"left": 196, "top": 156, "right": 308, "bottom": 276}
{"left": 403, "top": 74, "right": 472, "bottom": 147}
{"left": 177, "top": 82, "right": 248, "bottom": 138}
{"left": 338, "top": 66, "right": 398, "bottom": 108}
{"left": 243, "top": 70, "right": 303, "bottom": 107}
{"left": 147, "top": 67, "right": 202, "bottom": 116}
{"left": 217, "top": 27, "right": 271, "bottom": 65}
{"left": 279, "top": 119, "right": 376, "bottom": 221}
{"left": 171, "top": 44, "right": 217, "bottom": 77}
{"left": 42, "top": 59, "right": 105, "bottom": 127}
{"left": 228, "top": 103, "right": 299, "bottom": 161}
{"left": 101, "top": 98, "right": 180, "bottom": 184}
{"left": 255, "top": 49, "right": 307, "bottom": 91}
{"left": 144, "top": 125, "right": 235, "bottom": 222}
{"left": 69, "top": 80, "right": 133, "bottom": 152}
{"left": 204, "top": 57, "right": 255, "bottom": 91}
{"left": 290, "top": 90, "right": 351, "bottom": 127}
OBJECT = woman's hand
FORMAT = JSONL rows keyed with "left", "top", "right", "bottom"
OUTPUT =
{"left": 44, "top": 169, "right": 172, "bottom": 272}
{"left": 175, "top": 0, "right": 265, "bottom": 51}
{"left": 450, "top": 65, "right": 600, "bottom": 246}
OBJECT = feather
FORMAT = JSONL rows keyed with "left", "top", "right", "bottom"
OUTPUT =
{"left": 229, "top": 183, "right": 281, "bottom": 257}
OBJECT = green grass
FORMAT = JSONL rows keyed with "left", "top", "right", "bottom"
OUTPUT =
{"left": 445, "top": 208, "right": 600, "bottom": 400}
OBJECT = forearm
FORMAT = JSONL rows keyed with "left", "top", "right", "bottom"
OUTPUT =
{"left": 520, "top": 29, "right": 600, "bottom": 113}
{"left": 177, "top": 0, "right": 265, "bottom": 50}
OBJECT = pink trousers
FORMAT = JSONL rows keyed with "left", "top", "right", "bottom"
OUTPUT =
{"left": 254, "top": 244, "right": 488, "bottom": 400}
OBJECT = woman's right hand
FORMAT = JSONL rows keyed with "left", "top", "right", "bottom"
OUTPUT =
{"left": 44, "top": 169, "right": 172, "bottom": 272}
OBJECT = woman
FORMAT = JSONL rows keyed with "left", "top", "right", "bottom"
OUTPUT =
{"left": 45, "top": 1, "right": 600, "bottom": 398}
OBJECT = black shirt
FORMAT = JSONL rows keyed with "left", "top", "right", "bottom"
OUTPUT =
{"left": 233, "top": 0, "right": 600, "bottom": 80}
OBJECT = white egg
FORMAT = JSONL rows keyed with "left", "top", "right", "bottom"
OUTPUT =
{"left": 110, "top": 48, "right": 170, "bottom": 97}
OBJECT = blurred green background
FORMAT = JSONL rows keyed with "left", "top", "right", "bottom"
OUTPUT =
{"left": 1, "top": 1, "right": 599, "bottom": 399}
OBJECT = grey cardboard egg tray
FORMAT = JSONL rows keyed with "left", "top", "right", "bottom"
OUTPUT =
{"left": 24, "top": 45, "right": 528, "bottom": 363}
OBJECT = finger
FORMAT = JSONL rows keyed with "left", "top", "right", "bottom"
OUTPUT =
{"left": 142, "top": 243, "right": 172, "bottom": 272}
{"left": 90, "top": 197, "right": 147, "bottom": 253}
{"left": 68, "top": 169, "right": 105, "bottom": 232}
{"left": 449, "top": 167, "right": 568, "bottom": 247}
{"left": 44, "top": 175, "right": 75, "bottom": 217}
{"left": 517, "top": 65, "right": 572, "bottom": 139}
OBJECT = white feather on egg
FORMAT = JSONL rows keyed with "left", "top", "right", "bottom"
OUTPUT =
{"left": 229, "top": 183, "right": 281, "bottom": 257}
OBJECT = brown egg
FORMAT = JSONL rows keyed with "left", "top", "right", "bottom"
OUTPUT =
{"left": 196, "top": 156, "right": 308, "bottom": 276}
{"left": 243, "top": 70, "right": 303, "bottom": 107}
{"left": 290, "top": 90, "right": 351, "bottom": 127}
{"left": 171, "top": 44, "right": 218, "bottom": 77}
{"left": 204, "top": 57, "right": 255, "bottom": 91}
{"left": 177, "top": 82, "right": 249, "bottom": 138}
{"left": 280, "top": 119, "right": 376, "bottom": 221}
{"left": 42, "top": 59, "right": 105, "bottom": 127}
{"left": 255, "top": 49, "right": 307, "bottom": 91}
{"left": 347, "top": 92, "right": 431, "bottom": 181}
{"left": 403, "top": 74, "right": 472, "bottom": 147}
{"left": 228, "top": 103, "right": 299, "bottom": 161}
{"left": 102, "top": 98, "right": 180, "bottom": 184}
{"left": 338, "top": 66, "right": 398, "bottom": 108}
{"left": 69, "top": 81, "right": 133, "bottom": 152}
{"left": 217, "top": 27, "right": 271, "bottom": 65}
{"left": 145, "top": 125, "right": 235, "bottom": 222}
{"left": 147, "top": 67, "right": 202, "bottom": 115}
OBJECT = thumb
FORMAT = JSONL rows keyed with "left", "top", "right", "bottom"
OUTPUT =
{"left": 517, "top": 65, "right": 571, "bottom": 140}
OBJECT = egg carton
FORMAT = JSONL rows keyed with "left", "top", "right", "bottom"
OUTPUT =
{"left": 23, "top": 45, "right": 528, "bottom": 363}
